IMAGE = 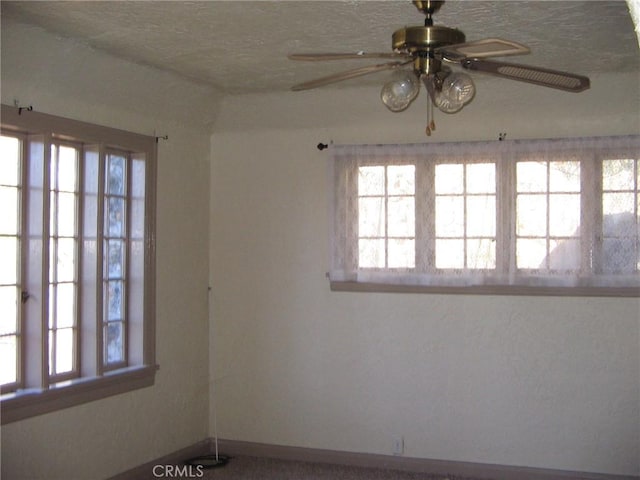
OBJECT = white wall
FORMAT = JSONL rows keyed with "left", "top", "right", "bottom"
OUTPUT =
{"left": 1, "top": 23, "right": 216, "bottom": 480}
{"left": 210, "top": 72, "right": 640, "bottom": 476}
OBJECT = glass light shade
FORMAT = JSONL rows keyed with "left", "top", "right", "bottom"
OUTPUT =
{"left": 442, "top": 72, "right": 475, "bottom": 105}
{"left": 434, "top": 92, "right": 463, "bottom": 113}
{"left": 381, "top": 70, "right": 420, "bottom": 112}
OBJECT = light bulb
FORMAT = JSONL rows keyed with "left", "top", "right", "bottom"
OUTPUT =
{"left": 442, "top": 73, "right": 475, "bottom": 105}
{"left": 381, "top": 70, "right": 420, "bottom": 112}
{"left": 434, "top": 91, "right": 463, "bottom": 113}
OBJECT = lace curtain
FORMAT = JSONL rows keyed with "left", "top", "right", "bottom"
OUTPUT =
{"left": 328, "top": 135, "right": 640, "bottom": 290}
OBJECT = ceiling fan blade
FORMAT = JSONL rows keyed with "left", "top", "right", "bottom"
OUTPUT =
{"left": 462, "top": 58, "right": 590, "bottom": 92}
{"left": 288, "top": 52, "right": 410, "bottom": 61}
{"left": 291, "top": 60, "right": 412, "bottom": 91}
{"left": 437, "top": 38, "right": 530, "bottom": 61}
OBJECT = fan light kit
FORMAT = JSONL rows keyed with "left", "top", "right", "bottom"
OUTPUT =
{"left": 289, "top": 0, "right": 590, "bottom": 136}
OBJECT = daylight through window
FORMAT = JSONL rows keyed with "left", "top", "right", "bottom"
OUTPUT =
{"left": 329, "top": 137, "right": 639, "bottom": 294}
{"left": 0, "top": 105, "right": 157, "bottom": 424}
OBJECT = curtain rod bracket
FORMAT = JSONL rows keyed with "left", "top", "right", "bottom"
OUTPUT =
{"left": 317, "top": 142, "right": 328, "bottom": 151}
{"left": 18, "top": 105, "right": 33, "bottom": 115}
{"left": 155, "top": 135, "right": 169, "bottom": 143}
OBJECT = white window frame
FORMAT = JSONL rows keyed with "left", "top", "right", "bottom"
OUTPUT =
{"left": 329, "top": 136, "right": 640, "bottom": 296}
{"left": 0, "top": 105, "right": 157, "bottom": 424}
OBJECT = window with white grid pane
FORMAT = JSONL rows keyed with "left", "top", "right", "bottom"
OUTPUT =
{"left": 0, "top": 135, "right": 21, "bottom": 389}
{"left": 48, "top": 143, "right": 80, "bottom": 380}
{"left": 601, "top": 158, "right": 639, "bottom": 274}
{"left": 435, "top": 162, "right": 496, "bottom": 270}
{"left": 329, "top": 137, "right": 639, "bottom": 294}
{"left": 0, "top": 105, "right": 157, "bottom": 424}
{"left": 516, "top": 160, "right": 582, "bottom": 271}
{"left": 358, "top": 165, "right": 416, "bottom": 269}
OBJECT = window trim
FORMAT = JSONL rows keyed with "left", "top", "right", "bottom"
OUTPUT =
{"left": 329, "top": 137, "right": 640, "bottom": 297}
{"left": 0, "top": 104, "right": 157, "bottom": 424}
{"left": 329, "top": 280, "right": 640, "bottom": 297}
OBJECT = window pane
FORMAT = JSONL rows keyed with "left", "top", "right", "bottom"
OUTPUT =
{"left": 358, "top": 166, "right": 384, "bottom": 196}
{"left": 466, "top": 195, "right": 496, "bottom": 237}
{"left": 517, "top": 162, "right": 547, "bottom": 192}
{"left": 106, "top": 281, "right": 124, "bottom": 321}
{"left": 106, "top": 197, "right": 126, "bottom": 237}
{"left": 388, "top": 239, "right": 415, "bottom": 268}
{"left": 549, "top": 194, "right": 580, "bottom": 237}
{"left": 0, "top": 286, "right": 17, "bottom": 335}
{"left": 0, "top": 186, "right": 19, "bottom": 235}
{"left": 603, "top": 159, "right": 635, "bottom": 190}
{"left": 0, "top": 237, "right": 18, "bottom": 284}
{"left": 603, "top": 238, "right": 637, "bottom": 273}
{"left": 105, "top": 322, "right": 124, "bottom": 364}
{"left": 435, "top": 196, "right": 464, "bottom": 237}
{"left": 387, "top": 197, "right": 414, "bottom": 237}
{"left": 436, "top": 239, "right": 464, "bottom": 269}
{"left": 0, "top": 335, "right": 17, "bottom": 385}
{"left": 603, "top": 192, "right": 634, "bottom": 215}
{"left": 131, "top": 159, "right": 146, "bottom": 240}
{"left": 57, "top": 146, "right": 77, "bottom": 192}
{"left": 107, "top": 240, "right": 125, "bottom": 279}
{"left": 359, "top": 239, "right": 385, "bottom": 268}
{"left": 435, "top": 164, "right": 463, "bottom": 194}
{"left": 56, "top": 283, "right": 75, "bottom": 328}
{"left": 467, "top": 239, "right": 496, "bottom": 269}
{"left": 517, "top": 195, "right": 547, "bottom": 236}
{"left": 0, "top": 136, "right": 20, "bottom": 186}
{"left": 56, "top": 238, "right": 76, "bottom": 282}
{"left": 359, "top": 197, "right": 384, "bottom": 237}
{"left": 549, "top": 161, "right": 580, "bottom": 192}
{"left": 107, "top": 155, "right": 126, "bottom": 195}
{"left": 55, "top": 327, "right": 74, "bottom": 374}
{"left": 547, "top": 239, "right": 580, "bottom": 270}
{"left": 603, "top": 211, "right": 638, "bottom": 239}
{"left": 387, "top": 165, "right": 415, "bottom": 195}
{"left": 466, "top": 163, "right": 496, "bottom": 194}
{"left": 517, "top": 238, "right": 547, "bottom": 269}
{"left": 56, "top": 192, "right": 77, "bottom": 236}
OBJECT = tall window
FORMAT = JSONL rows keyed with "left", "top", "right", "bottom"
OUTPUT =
{"left": 48, "top": 143, "right": 80, "bottom": 380}
{"left": 0, "top": 135, "right": 21, "bottom": 389}
{"left": 329, "top": 137, "right": 640, "bottom": 294}
{"left": 1, "top": 105, "right": 156, "bottom": 424}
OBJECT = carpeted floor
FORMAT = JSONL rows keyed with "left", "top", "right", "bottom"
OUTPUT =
{"left": 154, "top": 455, "right": 495, "bottom": 480}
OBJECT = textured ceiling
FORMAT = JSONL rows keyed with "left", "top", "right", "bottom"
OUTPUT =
{"left": 1, "top": 1, "right": 638, "bottom": 94}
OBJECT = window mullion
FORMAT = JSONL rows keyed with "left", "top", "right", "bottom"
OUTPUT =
{"left": 384, "top": 166, "right": 389, "bottom": 269}
{"left": 581, "top": 155, "right": 599, "bottom": 275}
{"left": 75, "top": 147, "right": 85, "bottom": 377}
{"left": 96, "top": 146, "right": 106, "bottom": 376}
{"left": 17, "top": 134, "right": 28, "bottom": 391}
{"left": 21, "top": 133, "right": 53, "bottom": 391}
{"left": 345, "top": 160, "right": 359, "bottom": 274}
{"left": 415, "top": 159, "right": 434, "bottom": 273}
{"left": 496, "top": 153, "right": 515, "bottom": 278}
{"left": 124, "top": 154, "right": 132, "bottom": 366}
{"left": 80, "top": 144, "right": 101, "bottom": 378}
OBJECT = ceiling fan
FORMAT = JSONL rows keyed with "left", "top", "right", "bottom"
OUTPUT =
{"left": 288, "top": 0, "right": 590, "bottom": 135}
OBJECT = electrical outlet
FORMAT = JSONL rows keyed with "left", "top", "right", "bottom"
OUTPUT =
{"left": 392, "top": 434, "right": 404, "bottom": 456}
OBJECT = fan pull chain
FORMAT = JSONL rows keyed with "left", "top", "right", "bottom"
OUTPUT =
{"left": 426, "top": 98, "right": 435, "bottom": 136}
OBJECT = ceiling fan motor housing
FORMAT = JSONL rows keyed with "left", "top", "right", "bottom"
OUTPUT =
{"left": 393, "top": 25, "right": 465, "bottom": 75}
